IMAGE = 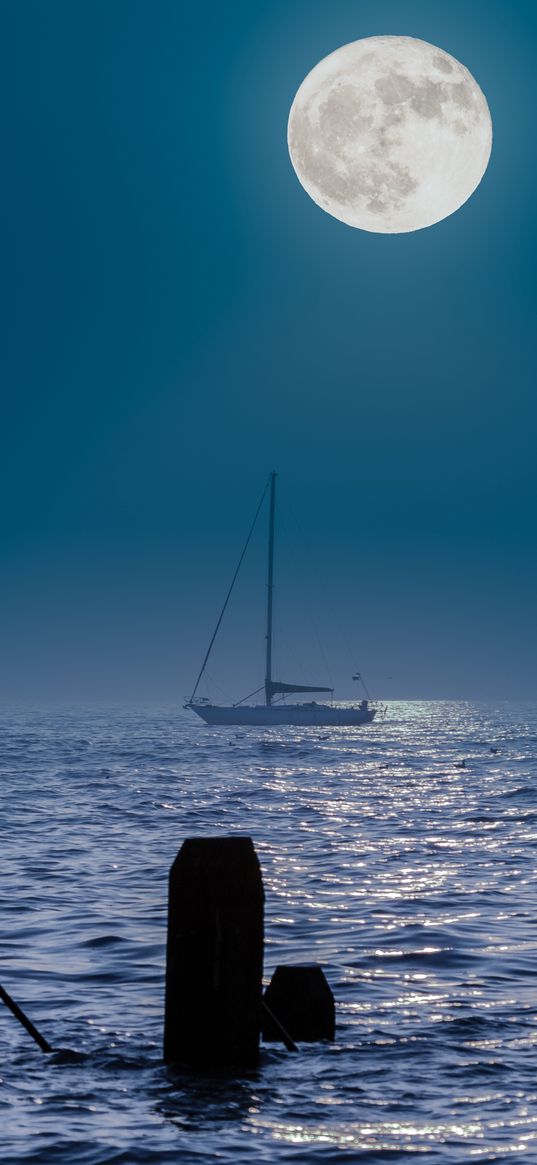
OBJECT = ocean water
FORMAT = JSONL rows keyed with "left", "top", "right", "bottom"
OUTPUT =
{"left": 1, "top": 701, "right": 537, "bottom": 1164}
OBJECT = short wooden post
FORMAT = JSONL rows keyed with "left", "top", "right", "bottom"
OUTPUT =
{"left": 262, "top": 964, "right": 335, "bottom": 1042}
{"left": 164, "top": 836, "right": 264, "bottom": 1069}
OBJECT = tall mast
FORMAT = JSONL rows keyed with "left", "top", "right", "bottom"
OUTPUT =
{"left": 265, "top": 471, "right": 276, "bottom": 706}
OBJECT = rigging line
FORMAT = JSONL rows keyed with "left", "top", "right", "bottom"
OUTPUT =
{"left": 204, "top": 671, "right": 237, "bottom": 705}
{"left": 188, "top": 477, "right": 270, "bottom": 704}
{"left": 198, "top": 666, "right": 235, "bottom": 704}
{"left": 355, "top": 673, "right": 371, "bottom": 699}
{"left": 279, "top": 502, "right": 334, "bottom": 689}
{"left": 233, "top": 685, "right": 265, "bottom": 707}
{"left": 285, "top": 496, "right": 372, "bottom": 698}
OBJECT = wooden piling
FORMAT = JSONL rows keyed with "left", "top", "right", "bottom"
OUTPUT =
{"left": 164, "top": 836, "right": 264, "bottom": 1069}
{"left": 262, "top": 963, "right": 335, "bottom": 1042}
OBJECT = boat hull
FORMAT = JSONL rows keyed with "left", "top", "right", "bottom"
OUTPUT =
{"left": 187, "top": 703, "right": 376, "bottom": 727}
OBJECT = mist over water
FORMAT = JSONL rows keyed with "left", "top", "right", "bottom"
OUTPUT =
{"left": 1, "top": 700, "right": 537, "bottom": 1163}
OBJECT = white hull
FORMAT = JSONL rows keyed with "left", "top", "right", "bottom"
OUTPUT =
{"left": 187, "top": 702, "right": 376, "bottom": 727}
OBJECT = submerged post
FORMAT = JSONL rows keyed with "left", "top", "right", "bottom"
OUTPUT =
{"left": 164, "top": 836, "right": 264, "bottom": 1069}
{"left": 0, "top": 982, "right": 53, "bottom": 1054}
{"left": 262, "top": 964, "right": 335, "bottom": 1043}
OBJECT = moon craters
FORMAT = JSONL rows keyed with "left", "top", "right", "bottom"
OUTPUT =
{"left": 288, "top": 36, "right": 492, "bottom": 233}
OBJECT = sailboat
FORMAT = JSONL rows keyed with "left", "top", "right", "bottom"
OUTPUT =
{"left": 185, "top": 473, "right": 377, "bottom": 727}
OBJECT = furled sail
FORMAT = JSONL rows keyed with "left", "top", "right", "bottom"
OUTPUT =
{"left": 266, "top": 681, "right": 333, "bottom": 700}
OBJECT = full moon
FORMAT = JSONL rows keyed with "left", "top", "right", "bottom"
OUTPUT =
{"left": 288, "top": 36, "right": 492, "bottom": 233}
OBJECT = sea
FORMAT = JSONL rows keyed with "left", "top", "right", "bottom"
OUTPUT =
{"left": 1, "top": 700, "right": 537, "bottom": 1164}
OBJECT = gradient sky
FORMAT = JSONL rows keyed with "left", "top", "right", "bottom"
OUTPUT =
{"left": 1, "top": 0, "right": 536, "bottom": 702}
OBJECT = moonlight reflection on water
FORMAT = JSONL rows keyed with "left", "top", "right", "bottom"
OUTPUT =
{"left": 1, "top": 700, "right": 537, "bottom": 1164}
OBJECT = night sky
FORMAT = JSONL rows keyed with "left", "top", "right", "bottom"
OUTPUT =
{"left": 1, "top": 0, "right": 536, "bottom": 702}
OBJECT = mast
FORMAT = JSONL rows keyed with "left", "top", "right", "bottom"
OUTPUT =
{"left": 265, "top": 471, "right": 276, "bottom": 706}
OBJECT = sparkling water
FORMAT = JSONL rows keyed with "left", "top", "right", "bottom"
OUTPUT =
{"left": 1, "top": 701, "right": 536, "bottom": 1163}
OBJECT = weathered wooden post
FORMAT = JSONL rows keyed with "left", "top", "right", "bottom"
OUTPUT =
{"left": 164, "top": 836, "right": 264, "bottom": 1069}
{"left": 262, "top": 963, "right": 335, "bottom": 1042}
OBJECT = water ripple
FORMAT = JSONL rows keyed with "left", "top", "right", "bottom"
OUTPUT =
{"left": 0, "top": 701, "right": 536, "bottom": 1163}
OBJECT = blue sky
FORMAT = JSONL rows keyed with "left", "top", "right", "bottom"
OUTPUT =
{"left": 1, "top": 0, "right": 536, "bottom": 701}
